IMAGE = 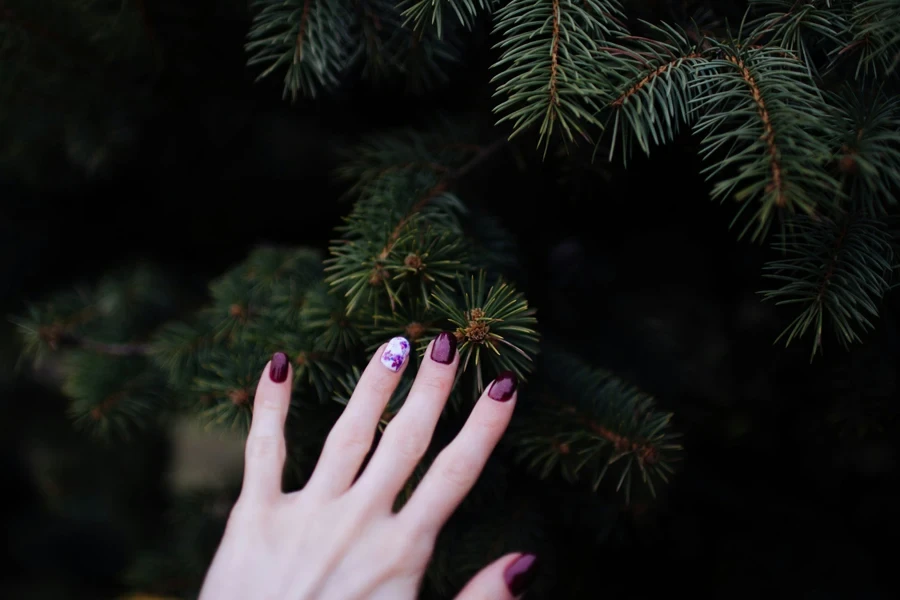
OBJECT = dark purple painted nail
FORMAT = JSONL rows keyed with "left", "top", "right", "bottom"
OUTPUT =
{"left": 504, "top": 553, "right": 539, "bottom": 596}
{"left": 488, "top": 371, "right": 518, "bottom": 402}
{"left": 269, "top": 352, "right": 290, "bottom": 383}
{"left": 430, "top": 331, "right": 457, "bottom": 365}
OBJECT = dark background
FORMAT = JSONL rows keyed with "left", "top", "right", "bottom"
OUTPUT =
{"left": 2, "top": 1, "right": 898, "bottom": 598}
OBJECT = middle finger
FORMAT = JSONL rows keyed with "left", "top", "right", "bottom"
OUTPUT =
{"left": 350, "top": 331, "right": 459, "bottom": 508}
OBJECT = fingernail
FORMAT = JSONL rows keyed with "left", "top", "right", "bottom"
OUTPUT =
{"left": 430, "top": 331, "right": 457, "bottom": 365}
{"left": 269, "top": 352, "right": 290, "bottom": 383}
{"left": 504, "top": 553, "right": 539, "bottom": 596}
{"left": 488, "top": 371, "right": 518, "bottom": 402}
{"left": 380, "top": 337, "right": 410, "bottom": 372}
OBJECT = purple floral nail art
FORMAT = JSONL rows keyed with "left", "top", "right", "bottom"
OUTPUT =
{"left": 380, "top": 337, "right": 410, "bottom": 372}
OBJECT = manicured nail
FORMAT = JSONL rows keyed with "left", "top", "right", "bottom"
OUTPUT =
{"left": 269, "top": 352, "right": 290, "bottom": 383}
{"left": 488, "top": 371, "right": 518, "bottom": 402}
{"left": 430, "top": 331, "right": 457, "bottom": 365}
{"left": 504, "top": 553, "right": 539, "bottom": 596}
{"left": 380, "top": 337, "right": 410, "bottom": 372}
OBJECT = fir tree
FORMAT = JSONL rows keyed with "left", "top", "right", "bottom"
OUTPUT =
{"left": 6, "top": 1, "right": 900, "bottom": 598}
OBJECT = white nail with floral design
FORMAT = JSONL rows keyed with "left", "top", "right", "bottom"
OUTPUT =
{"left": 380, "top": 337, "right": 410, "bottom": 372}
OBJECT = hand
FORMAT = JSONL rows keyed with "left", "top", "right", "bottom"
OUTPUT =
{"left": 198, "top": 334, "right": 539, "bottom": 600}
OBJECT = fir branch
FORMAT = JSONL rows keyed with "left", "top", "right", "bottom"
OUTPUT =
{"left": 352, "top": 0, "right": 406, "bottom": 82}
{"left": 63, "top": 351, "right": 165, "bottom": 439}
{"left": 301, "top": 282, "right": 366, "bottom": 354}
{"left": 333, "top": 117, "right": 484, "bottom": 199}
{"left": 760, "top": 214, "right": 895, "bottom": 360}
{"left": 692, "top": 41, "right": 841, "bottom": 240}
{"left": 599, "top": 22, "right": 708, "bottom": 162}
{"left": 748, "top": 1, "right": 846, "bottom": 74}
{"left": 325, "top": 177, "right": 468, "bottom": 313}
{"left": 350, "top": 0, "right": 461, "bottom": 92}
{"left": 56, "top": 333, "right": 150, "bottom": 356}
{"left": 365, "top": 296, "right": 443, "bottom": 352}
{"left": 836, "top": 0, "right": 900, "bottom": 77}
{"left": 431, "top": 271, "right": 539, "bottom": 396}
{"left": 375, "top": 137, "right": 503, "bottom": 259}
{"left": 246, "top": 0, "right": 354, "bottom": 100}
{"left": 191, "top": 344, "right": 270, "bottom": 433}
{"left": 14, "top": 265, "right": 175, "bottom": 364}
{"left": 399, "top": 0, "right": 489, "bottom": 38}
{"left": 326, "top": 138, "right": 504, "bottom": 313}
{"left": 491, "top": 0, "right": 626, "bottom": 154}
{"left": 149, "top": 319, "right": 215, "bottom": 387}
{"left": 831, "top": 87, "right": 900, "bottom": 215}
{"left": 510, "top": 349, "right": 681, "bottom": 503}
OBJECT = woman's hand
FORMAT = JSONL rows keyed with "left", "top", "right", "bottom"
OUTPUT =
{"left": 198, "top": 333, "right": 539, "bottom": 600}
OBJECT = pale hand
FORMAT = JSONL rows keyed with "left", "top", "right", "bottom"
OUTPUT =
{"left": 198, "top": 333, "right": 538, "bottom": 600}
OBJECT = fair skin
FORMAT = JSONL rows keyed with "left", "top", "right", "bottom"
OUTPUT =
{"left": 199, "top": 335, "right": 538, "bottom": 600}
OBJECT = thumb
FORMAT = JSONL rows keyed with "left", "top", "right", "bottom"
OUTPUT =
{"left": 454, "top": 553, "right": 539, "bottom": 600}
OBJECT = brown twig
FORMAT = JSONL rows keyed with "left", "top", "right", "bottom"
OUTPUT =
{"left": 726, "top": 54, "right": 786, "bottom": 207}
{"left": 550, "top": 398, "right": 661, "bottom": 467}
{"left": 376, "top": 138, "right": 507, "bottom": 260}
{"left": 749, "top": 0, "right": 805, "bottom": 46}
{"left": 295, "top": 0, "right": 313, "bottom": 61}
{"left": 57, "top": 332, "right": 151, "bottom": 356}
{"left": 549, "top": 0, "right": 561, "bottom": 113}
{"left": 611, "top": 53, "right": 704, "bottom": 107}
{"left": 814, "top": 219, "right": 850, "bottom": 308}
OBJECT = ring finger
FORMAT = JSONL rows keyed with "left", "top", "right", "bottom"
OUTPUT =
{"left": 399, "top": 370, "right": 518, "bottom": 535}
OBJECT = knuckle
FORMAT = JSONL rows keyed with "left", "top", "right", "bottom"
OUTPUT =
{"left": 226, "top": 498, "right": 258, "bottom": 530}
{"left": 438, "top": 451, "right": 480, "bottom": 488}
{"left": 368, "top": 373, "right": 395, "bottom": 397}
{"left": 474, "top": 412, "right": 508, "bottom": 436}
{"left": 379, "top": 539, "right": 413, "bottom": 574}
{"left": 387, "top": 424, "right": 430, "bottom": 460}
{"left": 331, "top": 416, "right": 374, "bottom": 453}
{"left": 418, "top": 374, "right": 450, "bottom": 396}
{"left": 254, "top": 392, "right": 284, "bottom": 411}
{"left": 380, "top": 524, "right": 433, "bottom": 571}
{"left": 401, "top": 518, "right": 439, "bottom": 553}
{"left": 245, "top": 434, "right": 284, "bottom": 462}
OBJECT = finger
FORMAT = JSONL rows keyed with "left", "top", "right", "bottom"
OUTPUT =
{"left": 241, "top": 352, "right": 292, "bottom": 503}
{"left": 304, "top": 336, "right": 411, "bottom": 498}
{"left": 400, "top": 370, "right": 517, "bottom": 532}
{"left": 454, "top": 553, "right": 540, "bottom": 600}
{"left": 350, "top": 332, "right": 459, "bottom": 506}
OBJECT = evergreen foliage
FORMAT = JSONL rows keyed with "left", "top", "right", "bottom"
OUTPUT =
{"left": 6, "top": 0, "right": 900, "bottom": 597}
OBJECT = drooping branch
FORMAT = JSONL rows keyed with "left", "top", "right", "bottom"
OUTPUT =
{"left": 549, "top": 0, "right": 562, "bottom": 111}
{"left": 761, "top": 214, "right": 894, "bottom": 359}
{"left": 246, "top": 0, "right": 353, "bottom": 100}
{"left": 294, "top": 0, "right": 312, "bottom": 61}
{"left": 492, "top": 0, "right": 625, "bottom": 152}
{"left": 691, "top": 42, "right": 840, "bottom": 240}
{"left": 377, "top": 138, "right": 506, "bottom": 260}
{"left": 46, "top": 329, "right": 151, "bottom": 356}
{"left": 726, "top": 54, "right": 785, "bottom": 207}
{"left": 611, "top": 52, "right": 704, "bottom": 107}
{"left": 598, "top": 23, "right": 707, "bottom": 161}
